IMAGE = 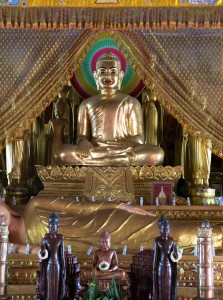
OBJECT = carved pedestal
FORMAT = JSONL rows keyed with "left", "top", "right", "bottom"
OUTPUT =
{"left": 129, "top": 250, "right": 154, "bottom": 300}
{"left": 194, "top": 220, "right": 220, "bottom": 300}
{"left": 187, "top": 187, "right": 215, "bottom": 205}
{"left": 0, "top": 222, "right": 10, "bottom": 300}
{"left": 36, "top": 165, "right": 182, "bottom": 204}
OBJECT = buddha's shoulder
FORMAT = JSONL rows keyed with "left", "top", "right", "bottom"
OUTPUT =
{"left": 109, "top": 249, "right": 117, "bottom": 255}
{"left": 95, "top": 249, "right": 116, "bottom": 255}
{"left": 79, "top": 95, "right": 104, "bottom": 107}
{"left": 80, "top": 94, "right": 139, "bottom": 107}
{"left": 117, "top": 93, "right": 141, "bottom": 105}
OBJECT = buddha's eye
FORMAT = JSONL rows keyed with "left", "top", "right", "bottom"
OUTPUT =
{"left": 110, "top": 69, "right": 118, "bottom": 74}
{"left": 98, "top": 69, "right": 106, "bottom": 75}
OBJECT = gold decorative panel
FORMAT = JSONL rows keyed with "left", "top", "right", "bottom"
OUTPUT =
{"left": 84, "top": 167, "right": 135, "bottom": 202}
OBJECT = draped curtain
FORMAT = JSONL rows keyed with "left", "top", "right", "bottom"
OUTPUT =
{"left": 0, "top": 7, "right": 223, "bottom": 158}
{"left": 115, "top": 29, "right": 223, "bottom": 157}
{"left": 0, "top": 28, "right": 93, "bottom": 148}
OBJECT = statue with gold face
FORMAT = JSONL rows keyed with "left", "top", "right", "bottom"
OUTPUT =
{"left": 55, "top": 52, "right": 164, "bottom": 166}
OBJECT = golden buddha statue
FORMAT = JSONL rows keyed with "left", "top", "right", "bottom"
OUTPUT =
{"left": 46, "top": 97, "right": 69, "bottom": 165}
{"left": 158, "top": 186, "right": 167, "bottom": 205}
{"left": 55, "top": 52, "right": 164, "bottom": 166}
{"left": 6, "top": 128, "right": 29, "bottom": 186}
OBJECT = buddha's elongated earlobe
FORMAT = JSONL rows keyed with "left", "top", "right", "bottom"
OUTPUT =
{"left": 93, "top": 71, "right": 100, "bottom": 90}
{"left": 118, "top": 70, "right": 124, "bottom": 90}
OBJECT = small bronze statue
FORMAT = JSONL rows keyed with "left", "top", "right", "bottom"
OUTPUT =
{"left": 46, "top": 97, "right": 69, "bottom": 165}
{"left": 38, "top": 213, "right": 66, "bottom": 300}
{"left": 153, "top": 217, "right": 180, "bottom": 300}
{"left": 92, "top": 231, "right": 125, "bottom": 280}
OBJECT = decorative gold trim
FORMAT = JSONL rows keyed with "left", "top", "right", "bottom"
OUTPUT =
{"left": 0, "top": 226, "right": 9, "bottom": 235}
{"left": 130, "top": 165, "right": 182, "bottom": 181}
{"left": 36, "top": 165, "right": 182, "bottom": 182}
{"left": 1, "top": 0, "right": 222, "bottom": 7}
{"left": 1, "top": 7, "right": 223, "bottom": 30}
{"left": 198, "top": 227, "right": 213, "bottom": 237}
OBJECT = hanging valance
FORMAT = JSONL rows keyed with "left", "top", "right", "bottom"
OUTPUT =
{"left": 113, "top": 29, "right": 223, "bottom": 158}
{"left": 1, "top": 6, "right": 223, "bottom": 30}
{"left": 0, "top": 29, "right": 95, "bottom": 149}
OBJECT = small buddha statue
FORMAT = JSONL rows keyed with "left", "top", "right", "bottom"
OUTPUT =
{"left": 158, "top": 186, "right": 167, "bottom": 205}
{"left": 153, "top": 217, "right": 178, "bottom": 300}
{"left": 92, "top": 231, "right": 125, "bottom": 280}
{"left": 55, "top": 52, "right": 164, "bottom": 166}
{"left": 38, "top": 213, "right": 66, "bottom": 300}
{"left": 46, "top": 97, "right": 69, "bottom": 165}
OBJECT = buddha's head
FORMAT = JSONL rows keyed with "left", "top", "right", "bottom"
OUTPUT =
{"left": 99, "top": 230, "right": 111, "bottom": 251}
{"left": 59, "top": 82, "right": 72, "bottom": 100}
{"left": 94, "top": 52, "right": 124, "bottom": 95}
{"left": 158, "top": 216, "right": 170, "bottom": 239}
{"left": 54, "top": 97, "right": 65, "bottom": 118}
{"left": 48, "top": 212, "right": 59, "bottom": 235}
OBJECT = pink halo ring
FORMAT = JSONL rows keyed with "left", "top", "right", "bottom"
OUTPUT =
{"left": 91, "top": 48, "right": 126, "bottom": 72}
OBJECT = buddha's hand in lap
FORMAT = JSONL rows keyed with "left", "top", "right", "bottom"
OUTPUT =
{"left": 77, "top": 140, "right": 93, "bottom": 158}
{"left": 107, "top": 146, "right": 133, "bottom": 156}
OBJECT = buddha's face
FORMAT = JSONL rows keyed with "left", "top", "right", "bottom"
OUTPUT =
{"left": 100, "top": 237, "right": 111, "bottom": 251}
{"left": 160, "top": 224, "right": 170, "bottom": 239}
{"left": 54, "top": 105, "right": 64, "bottom": 118}
{"left": 94, "top": 61, "right": 124, "bottom": 94}
{"left": 49, "top": 223, "right": 58, "bottom": 235}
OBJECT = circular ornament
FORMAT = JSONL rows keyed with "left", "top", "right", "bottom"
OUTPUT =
{"left": 38, "top": 249, "right": 48, "bottom": 260}
{"left": 99, "top": 261, "right": 110, "bottom": 271}
{"left": 170, "top": 249, "right": 183, "bottom": 262}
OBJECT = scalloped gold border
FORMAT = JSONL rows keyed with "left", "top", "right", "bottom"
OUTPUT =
{"left": 2, "top": 0, "right": 223, "bottom": 7}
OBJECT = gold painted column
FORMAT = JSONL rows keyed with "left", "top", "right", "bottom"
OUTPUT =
{"left": 194, "top": 220, "right": 217, "bottom": 300}
{"left": 0, "top": 217, "right": 10, "bottom": 300}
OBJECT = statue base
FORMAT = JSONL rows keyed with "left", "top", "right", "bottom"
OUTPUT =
{"left": 4, "top": 186, "right": 30, "bottom": 205}
{"left": 6, "top": 253, "right": 223, "bottom": 294}
{"left": 187, "top": 187, "right": 215, "bottom": 205}
{"left": 36, "top": 165, "right": 182, "bottom": 204}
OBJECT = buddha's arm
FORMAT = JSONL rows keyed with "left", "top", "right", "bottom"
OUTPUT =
{"left": 171, "top": 239, "right": 178, "bottom": 257}
{"left": 123, "top": 97, "right": 145, "bottom": 146}
{"left": 153, "top": 240, "right": 158, "bottom": 299}
{"left": 76, "top": 103, "right": 93, "bottom": 157}
{"left": 110, "top": 251, "right": 118, "bottom": 271}
{"left": 46, "top": 120, "right": 53, "bottom": 137}
{"left": 107, "top": 96, "right": 145, "bottom": 151}
{"left": 60, "top": 235, "right": 66, "bottom": 269}
{"left": 40, "top": 237, "right": 47, "bottom": 256}
{"left": 92, "top": 251, "right": 99, "bottom": 270}
{"left": 63, "top": 120, "right": 69, "bottom": 143}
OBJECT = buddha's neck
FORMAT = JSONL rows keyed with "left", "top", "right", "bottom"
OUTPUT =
{"left": 100, "top": 88, "right": 118, "bottom": 98}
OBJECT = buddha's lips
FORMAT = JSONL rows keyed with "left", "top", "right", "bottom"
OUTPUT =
{"left": 103, "top": 80, "right": 113, "bottom": 84}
